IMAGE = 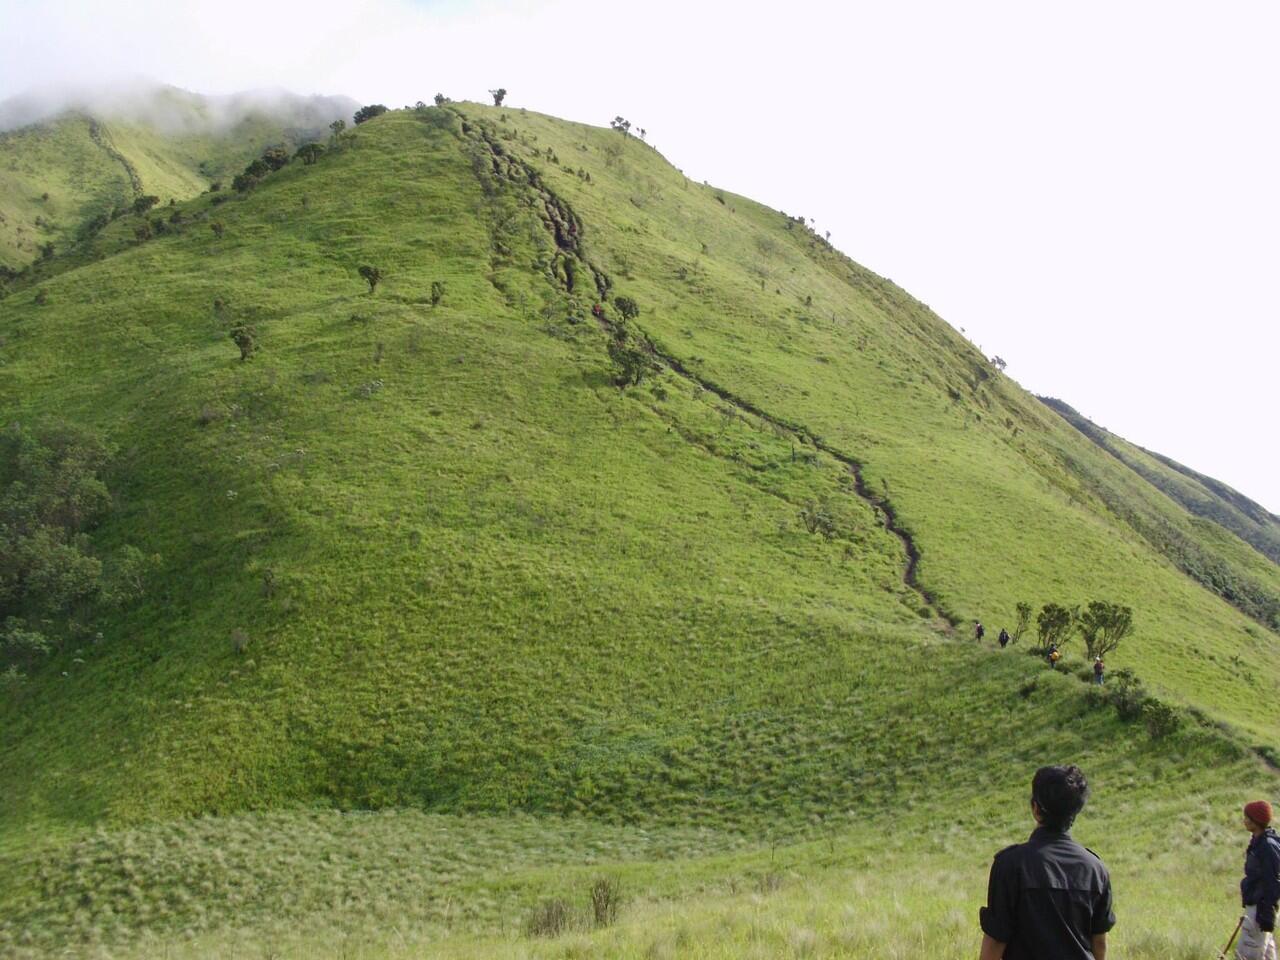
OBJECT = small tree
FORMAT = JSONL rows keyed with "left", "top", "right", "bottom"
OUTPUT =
{"left": 353, "top": 104, "right": 388, "bottom": 125}
{"left": 613, "top": 295, "right": 639, "bottom": 320}
{"left": 1036, "top": 603, "right": 1076, "bottom": 651}
{"left": 134, "top": 222, "right": 152, "bottom": 242}
{"left": 210, "top": 221, "right": 225, "bottom": 239}
{"left": 606, "top": 328, "right": 655, "bottom": 386}
{"left": 358, "top": 265, "right": 382, "bottom": 294}
{"left": 133, "top": 195, "right": 159, "bottom": 215}
{"left": 1013, "top": 601, "right": 1032, "bottom": 642}
{"left": 1076, "top": 600, "right": 1134, "bottom": 660}
{"left": 230, "top": 325, "right": 257, "bottom": 361}
{"left": 991, "top": 355, "right": 1007, "bottom": 372}
{"left": 433, "top": 93, "right": 449, "bottom": 106}
{"left": 329, "top": 119, "right": 346, "bottom": 139}
{"left": 610, "top": 116, "right": 631, "bottom": 136}
{"left": 430, "top": 280, "right": 445, "bottom": 305}
{"left": 231, "top": 172, "right": 260, "bottom": 193}
{"left": 489, "top": 88, "right": 507, "bottom": 107}
{"left": 294, "top": 142, "right": 325, "bottom": 165}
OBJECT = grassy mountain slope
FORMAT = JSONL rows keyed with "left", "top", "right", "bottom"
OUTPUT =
{"left": 1043, "top": 396, "right": 1280, "bottom": 565}
{"left": 471, "top": 105, "right": 1279, "bottom": 737}
{"left": 0, "top": 86, "right": 355, "bottom": 270}
{"left": 0, "top": 103, "right": 1276, "bottom": 956}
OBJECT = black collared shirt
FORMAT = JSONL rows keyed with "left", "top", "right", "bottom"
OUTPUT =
{"left": 980, "top": 826, "right": 1116, "bottom": 959}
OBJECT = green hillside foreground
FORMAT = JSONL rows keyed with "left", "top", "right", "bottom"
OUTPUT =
{"left": 0, "top": 102, "right": 1277, "bottom": 956}
{"left": 0, "top": 85, "right": 355, "bottom": 271}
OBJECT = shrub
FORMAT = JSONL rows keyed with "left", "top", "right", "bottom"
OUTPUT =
{"left": 489, "top": 87, "right": 507, "bottom": 107}
{"left": 433, "top": 93, "right": 449, "bottom": 106}
{"left": 799, "top": 501, "right": 838, "bottom": 541}
{"left": 134, "top": 222, "right": 152, "bottom": 242}
{"left": 359, "top": 265, "right": 382, "bottom": 294}
{"left": 261, "top": 146, "right": 290, "bottom": 171}
{"left": 1106, "top": 668, "right": 1145, "bottom": 720}
{"left": 1142, "top": 699, "right": 1181, "bottom": 739}
{"left": 329, "top": 119, "right": 346, "bottom": 138}
{"left": 430, "top": 280, "right": 445, "bottom": 305}
{"left": 614, "top": 295, "right": 639, "bottom": 320}
{"left": 353, "top": 104, "right": 388, "bottom": 125}
{"left": 1013, "top": 602, "right": 1032, "bottom": 642}
{"left": 133, "top": 195, "right": 159, "bottom": 215}
{"left": 231, "top": 172, "right": 260, "bottom": 193}
{"left": 526, "top": 898, "right": 570, "bottom": 937}
{"left": 78, "top": 212, "right": 110, "bottom": 240}
{"left": 210, "top": 221, "right": 225, "bottom": 239}
{"left": 230, "top": 325, "right": 257, "bottom": 361}
{"left": 589, "top": 877, "right": 621, "bottom": 928}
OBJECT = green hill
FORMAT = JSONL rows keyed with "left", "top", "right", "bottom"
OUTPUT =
{"left": 0, "top": 101, "right": 1276, "bottom": 958}
{"left": 0, "top": 84, "right": 356, "bottom": 271}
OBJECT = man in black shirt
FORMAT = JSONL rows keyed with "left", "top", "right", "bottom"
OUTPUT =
{"left": 979, "top": 765, "right": 1115, "bottom": 959}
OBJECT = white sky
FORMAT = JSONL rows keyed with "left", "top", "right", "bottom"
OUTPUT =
{"left": 2, "top": 0, "right": 1276, "bottom": 512}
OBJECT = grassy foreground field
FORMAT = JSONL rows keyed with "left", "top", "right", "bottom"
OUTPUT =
{"left": 0, "top": 101, "right": 1276, "bottom": 955}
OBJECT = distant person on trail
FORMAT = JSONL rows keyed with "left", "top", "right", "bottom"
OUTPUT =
{"left": 978, "top": 764, "right": 1115, "bottom": 960}
{"left": 1047, "top": 643, "right": 1061, "bottom": 669}
{"left": 1093, "top": 657, "right": 1104, "bottom": 685}
{"left": 975, "top": 621, "right": 986, "bottom": 642}
{"left": 999, "top": 628, "right": 1010, "bottom": 649}
{"left": 1237, "top": 800, "right": 1279, "bottom": 960}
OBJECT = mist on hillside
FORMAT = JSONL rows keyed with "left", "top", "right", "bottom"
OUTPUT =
{"left": 0, "top": 77, "right": 357, "bottom": 134}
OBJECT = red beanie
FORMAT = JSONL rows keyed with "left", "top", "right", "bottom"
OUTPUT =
{"left": 1244, "top": 801, "right": 1273, "bottom": 827}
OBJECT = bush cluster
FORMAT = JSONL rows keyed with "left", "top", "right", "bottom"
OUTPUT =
{"left": 0, "top": 422, "right": 157, "bottom": 680}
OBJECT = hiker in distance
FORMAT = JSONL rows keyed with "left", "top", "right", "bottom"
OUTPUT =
{"left": 1093, "top": 657, "right": 1104, "bottom": 685}
{"left": 978, "top": 764, "right": 1114, "bottom": 959}
{"left": 975, "top": 621, "right": 986, "bottom": 642}
{"left": 1237, "top": 800, "right": 1279, "bottom": 960}
{"left": 999, "top": 627, "right": 1010, "bottom": 649}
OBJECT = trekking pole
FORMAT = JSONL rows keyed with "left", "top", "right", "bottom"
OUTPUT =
{"left": 1216, "top": 915, "right": 1243, "bottom": 960}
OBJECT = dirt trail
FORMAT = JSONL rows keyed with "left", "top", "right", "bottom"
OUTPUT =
{"left": 455, "top": 113, "right": 952, "bottom": 627}
{"left": 85, "top": 117, "right": 143, "bottom": 200}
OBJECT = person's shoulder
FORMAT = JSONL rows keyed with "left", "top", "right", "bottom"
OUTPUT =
{"left": 1079, "top": 843, "right": 1112, "bottom": 876}
{"left": 992, "top": 841, "right": 1026, "bottom": 865}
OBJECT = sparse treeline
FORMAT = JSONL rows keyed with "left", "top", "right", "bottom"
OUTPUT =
{"left": 1023, "top": 599, "right": 1135, "bottom": 660}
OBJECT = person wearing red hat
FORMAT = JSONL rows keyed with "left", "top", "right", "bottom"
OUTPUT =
{"left": 1238, "top": 800, "right": 1280, "bottom": 960}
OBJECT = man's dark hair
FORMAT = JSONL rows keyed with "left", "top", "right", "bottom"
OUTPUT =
{"left": 1032, "top": 765, "right": 1089, "bottom": 831}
